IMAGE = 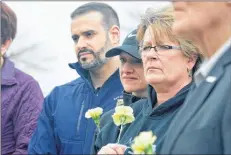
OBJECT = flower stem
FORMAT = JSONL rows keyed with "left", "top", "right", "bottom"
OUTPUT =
{"left": 96, "top": 124, "right": 100, "bottom": 133}
{"left": 117, "top": 125, "right": 123, "bottom": 143}
{"left": 94, "top": 118, "right": 100, "bottom": 133}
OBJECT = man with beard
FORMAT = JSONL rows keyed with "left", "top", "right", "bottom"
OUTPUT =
{"left": 28, "top": 2, "right": 123, "bottom": 154}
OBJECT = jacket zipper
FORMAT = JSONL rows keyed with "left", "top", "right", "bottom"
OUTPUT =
{"left": 76, "top": 101, "right": 84, "bottom": 135}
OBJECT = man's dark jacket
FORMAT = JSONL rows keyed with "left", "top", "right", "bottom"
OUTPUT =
{"left": 160, "top": 46, "right": 231, "bottom": 154}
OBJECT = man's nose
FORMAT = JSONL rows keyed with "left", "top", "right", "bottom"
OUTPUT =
{"left": 75, "top": 36, "right": 87, "bottom": 51}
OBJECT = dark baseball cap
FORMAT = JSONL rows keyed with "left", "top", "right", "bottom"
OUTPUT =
{"left": 106, "top": 29, "right": 141, "bottom": 59}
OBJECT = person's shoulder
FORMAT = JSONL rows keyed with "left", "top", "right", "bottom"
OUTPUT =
{"left": 131, "top": 98, "right": 147, "bottom": 109}
{"left": 43, "top": 77, "right": 87, "bottom": 112}
{"left": 102, "top": 108, "right": 115, "bottom": 118}
{"left": 100, "top": 109, "right": 115, "bottom": 128}
{"left": 14, "top": 68, "right": 39, "bottom": 86}
{"left": 131, "top": 98, "right": 147, "bottom": 116}
{"left": 56, "top": 77, "right": 85, "bottom": 88}
{"left": 14, "top": 68, "right": 43, "bottom": 96}
{"left": 47, "top": 77, "right": 87, "bottom": 98}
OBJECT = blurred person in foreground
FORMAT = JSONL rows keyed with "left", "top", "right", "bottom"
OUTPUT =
{"left": 28, "top": 2, "right": 123, "bottom": 154}
{"left": 1, "top": 2, "right": 44, "bottom": 154}
{"left": 95, "top": 6, "right": 202, "bottom": 155}
{"left": 160, "top": 1, "right": 231, "bottom": 154}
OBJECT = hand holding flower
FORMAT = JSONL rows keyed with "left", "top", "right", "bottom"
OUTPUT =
{"left": 97, "top": 143, "right": 127, "bottom": 155}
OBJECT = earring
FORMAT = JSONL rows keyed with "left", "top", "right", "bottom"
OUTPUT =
{"left": 187, "top": 68, "right": 192, "bottom": 77}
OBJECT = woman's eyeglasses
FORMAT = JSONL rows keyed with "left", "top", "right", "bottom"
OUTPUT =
{"left": 139, "top": 45, "right": 181, "bottom": 54}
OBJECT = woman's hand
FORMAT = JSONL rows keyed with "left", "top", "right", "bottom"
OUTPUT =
{"left": 97, "top": 143, "right": 127, "bottom": 155}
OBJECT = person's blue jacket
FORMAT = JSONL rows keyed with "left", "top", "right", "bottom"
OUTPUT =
{"left": 28, "top": 62, "right": 123, "bottom": 154}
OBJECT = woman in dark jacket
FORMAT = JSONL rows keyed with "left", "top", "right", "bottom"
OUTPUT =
{"left": 1, "top": 2, "right": 44, "bottom": 154}
{"left": 95, "top": 6, "right": 203, "bottom": 155}
{"left": 91, "top": 29, "right": 148, "bottom": 153}
{"left": 97, "top": 28, "right": 147, "bottom": 129}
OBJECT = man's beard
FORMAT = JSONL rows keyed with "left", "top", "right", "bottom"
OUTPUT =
{"left": 77, "top": 40, "right": 111, "bottom": 70}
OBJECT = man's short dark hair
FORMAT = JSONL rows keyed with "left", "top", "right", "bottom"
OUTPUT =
{"left": 70, "top": 2, "right": 120, "bottom": 30}
{"left": 1, "top": 2, "right": 17, "bottom": 46}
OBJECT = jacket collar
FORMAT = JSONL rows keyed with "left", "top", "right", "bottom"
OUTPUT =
{"left": 1, "top": 58, "right": 18, "bottom": 86}
{"left": 122, "top": 91, "right": 143, "bottom": 106}
{"left": 69, "top": 62, "right": 90, "bottom": 82}
{"left": 145, "top": 82, "right": 192, "bottom": 116}
{"left": 68, "top": 62, "right": 120, "bottom": 91}
{"left": 220, "top": 45, "right": 231, "bottom": 67}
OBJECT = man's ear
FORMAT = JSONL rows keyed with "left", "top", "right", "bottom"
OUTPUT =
{"left": 108, "top": 25, "right": 120, "bottom": 46}
{"left": 1, "top": 39, "right": 12, "bottom": 56}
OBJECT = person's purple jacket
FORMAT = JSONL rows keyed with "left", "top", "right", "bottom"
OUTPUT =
{"left": 1, "top": 58, "right": 44, "bottom": 155}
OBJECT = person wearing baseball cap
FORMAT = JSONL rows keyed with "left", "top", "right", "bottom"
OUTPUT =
{"left": 91, "top": 29, "right": 148, "bottom": 154}
{"left": 106, "top": 29, "right": 147, "bottom": 98}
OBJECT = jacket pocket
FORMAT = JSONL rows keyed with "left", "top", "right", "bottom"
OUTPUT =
{"left": 53, "top": 95, "right": 87, "bottom": 141}
{"left": 76, "top": 101, "right": 85, "bottom": 135}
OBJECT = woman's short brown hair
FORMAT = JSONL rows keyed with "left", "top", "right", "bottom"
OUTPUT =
{"left": 1, "top": 2, "right": 17, "bottom": 46}
{"left": 137, "top": 6, "right": 203, "bottom": 74}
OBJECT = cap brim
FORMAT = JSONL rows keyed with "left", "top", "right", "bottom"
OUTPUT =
{"left": 106, "top": 45, "right": 141, "bottom": 59}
